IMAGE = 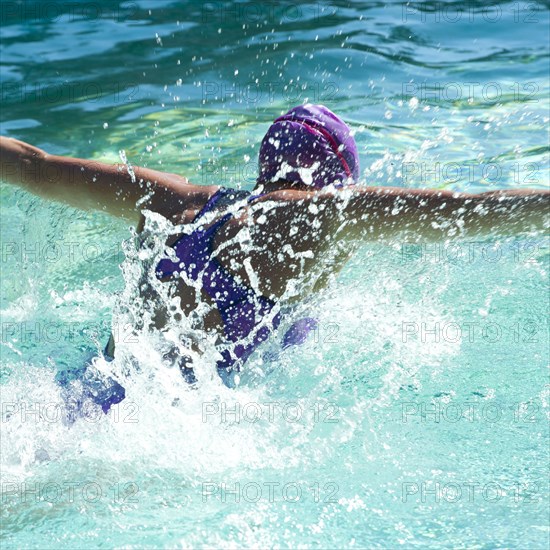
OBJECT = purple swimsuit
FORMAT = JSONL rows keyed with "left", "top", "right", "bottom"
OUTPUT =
{"left": 58, "top": 104, "right": 359, "bottom": 416}
{"left": 155, "top": 103, "right": 361, "bottom": 381}
{"left": 156, "top": 187, "right": 317, "bottom": 379}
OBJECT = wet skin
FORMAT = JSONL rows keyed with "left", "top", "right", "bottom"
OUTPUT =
{"left": 124, "top": 188, "right": 359, "bottom": 357}
{"left": 1, "top": 136, "right": 548, "bottom": 359}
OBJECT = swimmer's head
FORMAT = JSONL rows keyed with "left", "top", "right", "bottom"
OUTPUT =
{"left": 257, "top": 104, "right": 359, "bottom": 189}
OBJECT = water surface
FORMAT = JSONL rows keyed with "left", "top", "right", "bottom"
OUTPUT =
{"left": 1, "top": 1, "right": 549, "bottom": 548}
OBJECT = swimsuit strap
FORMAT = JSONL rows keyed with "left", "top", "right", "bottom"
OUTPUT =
{"left": 195, "top": 187, "right": 265, "bottom": 223}
{"left": 247, "top": 192, "right": 265, "bottom": 202}
{"left": 194, "top": 187, "right": 232, "bottom": 221}
{"left": 156, "top": 188, "right": 263, "bottom": 279}
{"left": 198, "top": 189, "right": 266, "bottom": 236}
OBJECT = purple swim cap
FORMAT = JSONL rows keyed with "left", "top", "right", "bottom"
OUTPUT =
{"left": 257, "top": 104, "right": 360, "bottom": 189}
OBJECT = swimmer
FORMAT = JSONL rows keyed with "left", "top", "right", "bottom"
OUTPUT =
{"left": 1, "top": 104, "right": 548, "bottom": 415}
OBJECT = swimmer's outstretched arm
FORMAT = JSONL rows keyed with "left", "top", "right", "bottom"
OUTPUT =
{"left": 320, "top": 186, "right": 550, "bottom": 242}
{"left": 0, "top": 136, "right": 210, "bottom": 221}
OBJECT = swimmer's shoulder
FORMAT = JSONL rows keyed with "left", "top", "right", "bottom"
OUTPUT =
{"left": 164, "top": 184, "right": 223, "bottom": 224}
{"left": 160, "top": 184, "right": 267, "bottom": 225}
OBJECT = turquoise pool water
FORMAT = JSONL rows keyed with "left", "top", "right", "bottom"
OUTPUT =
{"left": 1, "top": 1, "right": 549, "bottom": 548}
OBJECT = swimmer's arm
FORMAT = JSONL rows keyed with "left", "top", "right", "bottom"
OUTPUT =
{"left": 327, "top": 187, "right": 550, "bottom": 242}
{"left": 0, "top": 136, "right": 206, "bottom": 221}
